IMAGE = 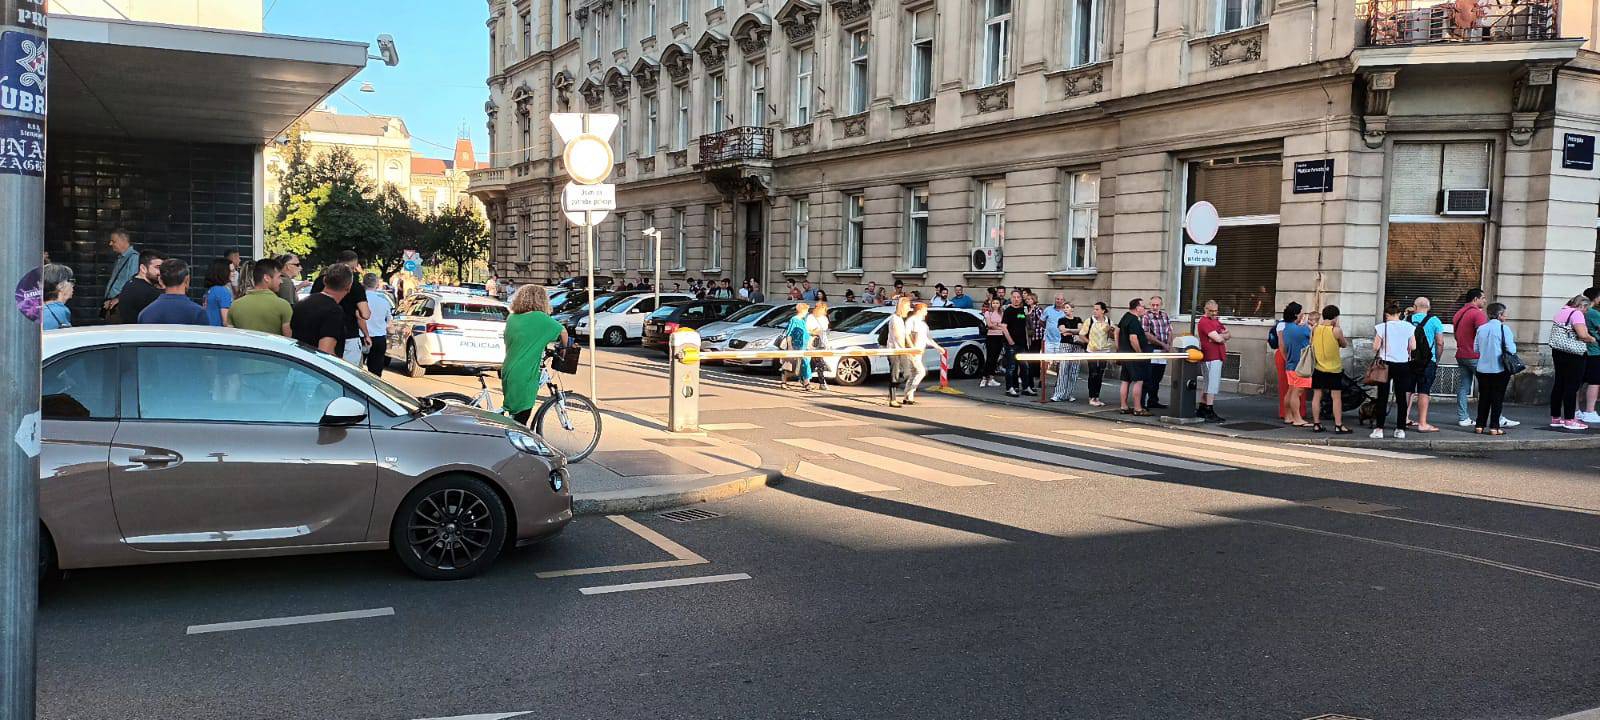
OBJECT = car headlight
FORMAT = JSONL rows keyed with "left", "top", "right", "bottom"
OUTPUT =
{"left": 507, "top": 430, "right": 556, "bottom": 457}
{"left": 703, "top": 334, "right": 726, "bottom": 343}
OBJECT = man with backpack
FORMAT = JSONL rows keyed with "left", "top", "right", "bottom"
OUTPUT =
{"left": 1406, "top": 297, "right": 1444, "bottom": 433}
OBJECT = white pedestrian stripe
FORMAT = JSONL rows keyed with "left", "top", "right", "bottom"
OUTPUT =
{"left": 793, "top": 460, "right": 900, "bottom": 492}
{"left": 787, "top": 419, "right": 871, "bottom": 428}
{"left": 778, "top": 438, "right": 991, "bottom": 486}
{"left": 579, "top": 572, "right": 752, "bottom": 595}
{"left": 1287, "top": 443, "right": 1431, "bottom": 460}
{"left": 700, "top": 422, "right": 762, "bottom": 431}
{"left": 1003, "top": 432, "right": 1232, "bottom": 473}
{"left": 1117, "top": 428, "right": 1372, "bottom": 464}
{"left": 857, "top": 436, "right": 1075, "bottom": 482}
{"left": 931, "top": 434, "right": 1158, "bottom": 477}
{"left": 1059, "top": 430, "right": 1306, "bottom": 469}
{"left": 186, "top": 607, "right": 394, "bottom": 635}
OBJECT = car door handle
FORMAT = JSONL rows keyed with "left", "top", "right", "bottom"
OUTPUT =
{"left": 130, "top": 453, "right": 180, "bottom": 465}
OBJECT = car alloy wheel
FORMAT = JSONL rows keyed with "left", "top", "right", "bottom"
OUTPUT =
{"left": 405, "top": 342, "right": 426, "bottom": 378}
{"left": 834, "top": 357, "right": 867, "bottom": 386}
{"left": 603, "top": 327, "right": 627, "bottom": 347}
{"left": 955, "top": 347, "right": 983, "bottom": 378}
{"left": 393, "top": 475, "right": 507, "bottom": 580}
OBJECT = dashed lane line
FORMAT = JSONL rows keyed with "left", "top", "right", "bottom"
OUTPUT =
{"left": 579, "top": 572, "right": 753, "bottom": 595}
{"left": 778, "top": 438, "right": 992, "bottom": 487}
{"left": 186, "top": 607, "right": 394, "bottom": 635}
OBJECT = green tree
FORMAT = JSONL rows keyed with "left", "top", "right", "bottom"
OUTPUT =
{"left": 374, "top": 185, "right": 425, "bottom": 278}
{"left": 423, "top": 200, "right": 491, "bottom": 283}
{"left": 266, "top": 144, "right": 388, "bottom": 271}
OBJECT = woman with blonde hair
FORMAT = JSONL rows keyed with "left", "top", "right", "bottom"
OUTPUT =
{"left": 807, "top": 302, "right": 831, "bottom": 391}
{"left": 781, "top": 302, "right": 813, "bottom": 390}
{"left": 503, "top": 285, "right": 568, "bottom": 424}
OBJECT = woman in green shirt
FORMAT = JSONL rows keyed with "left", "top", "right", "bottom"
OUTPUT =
{"left": 503, "top": 285, "right": 569, "bottom": 424}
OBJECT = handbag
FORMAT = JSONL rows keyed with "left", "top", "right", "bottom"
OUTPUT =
{"left": 1500, "top": 325, "right": 1527, "bottom": 375}
{"left": 1550, "top": 315, "right": 1586, "bottom": 356}
{"left": 1362, "top": 323, "right": 1393, "bottom": 385}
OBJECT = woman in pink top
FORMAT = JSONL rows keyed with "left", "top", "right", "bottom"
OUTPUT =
{"left": 1550, "top": 295, "right": 1597, "bottom": 429}
{"left": 981, "top": 298, "right": 1006, "bottom": 388}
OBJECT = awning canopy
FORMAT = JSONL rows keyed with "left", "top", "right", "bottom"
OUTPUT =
{"left": 49, "top": 15, "right": 369, "bottom": 145}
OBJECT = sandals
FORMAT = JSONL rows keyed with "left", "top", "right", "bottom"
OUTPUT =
{"left": 1131, "top": 410, "right": 1152, "bottom": 417}
{"left": 1310, "top": 424, "right": 1325, "bottom": 433}
{"left": 1488, "top": 429, "right": 1506, "bottom": 436}
{"left": 1334, "top": 425, "right": 1352, "bottom": 434}
{"left": 1118, "top": 408, "right": 1133, "bottom": 415}
{"left": 1291, "top": 422, "right": 1313, "bottom": 428}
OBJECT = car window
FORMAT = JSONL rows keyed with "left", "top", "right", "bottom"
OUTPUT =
{"left": 833, "top": 310, "right": 889, "bottom": 333}
{"left": 136, "top": 346, "right": 348, "bottom": 424}
{"left": 757, "top": 307, "right": 795, "bottom": 328}
{"left": 683, "top": 304, "right": 709, "bottom": 319}
{"left": 629, "top": 298, "right": 657, "bottom": 313}
{"left": 442, "top": 303, "right": 509, "bottom": 322}
{"left": 43, "top": 349, "right": 118, "bottom": 420}
{"left": 829, "top": 306, "right": 868, "bottom": 324}
{"left": 419, "top": 299, "right": 437, "bottom": 317}
{"left": 648, "top": 306, "right": 676, "bottom": 320}
{"left": 725, "top": 304, "right": 771, "bottom": 323}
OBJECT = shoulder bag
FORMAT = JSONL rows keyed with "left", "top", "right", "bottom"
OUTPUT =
{"left": 1293, "top": 332, "right": 1316, "bottom": 378}
{"left": 1500, "top": 325, "right": 1527, "bottom": 375}
{"left": 1361, "top": 324, "right": 1390, "bottom": 385}
{"left": 1550, "top": 312, "right": 1587, "bottom": 356}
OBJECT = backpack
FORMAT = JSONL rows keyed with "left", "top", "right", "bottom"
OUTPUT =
{"left": 1408, "top": 314, "right": 1434, "bottom": 368}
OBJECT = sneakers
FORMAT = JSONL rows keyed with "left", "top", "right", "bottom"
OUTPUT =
{"left": 1565, "top": 419, "right": 1591, "bottom": 431}
{"left": 1552, "top": 417, "right": 1566, "bottom": 427}
{"left": 1577, "top": 412, "right": 1600, "bottom": 425}
{"left": 1370, "top": 428, "right": 1384, "bottom": 439}
{"left": 1394, "top": 429, "right": 1406, "bottom": 439}
{"left": 1500, "top": 417, "right": 1521, "bottom": 428}
{"left": 1005, "top": 389, "right": 1020, "bottom": 398}
{"left": 1067, "top": 396, "right": 1078, "bottom": 403}
{"left": 1458, "top": 419, "right": 1475, "bottom": 427}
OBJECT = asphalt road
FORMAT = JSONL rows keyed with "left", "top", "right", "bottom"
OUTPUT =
{"left": 36, "top": 347, "right": 1600, "bottom": 720}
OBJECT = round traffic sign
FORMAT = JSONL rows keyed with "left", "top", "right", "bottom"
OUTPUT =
{"left": 1184, "top": 201, "right": 1220, "bottom": 245}
{"left": 563, "top": 133, "right": 613, "bottom": 185}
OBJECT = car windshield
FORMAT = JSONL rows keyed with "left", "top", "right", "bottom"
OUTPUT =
{"left": 442, "top": 303, "right": 509, "bottom": 322}
{"left": 758, "top": 308, "right": 800, "bottom": 328}
{"left": 832, "top": 310, "right": 889, "bottom": 333}
{"left": 593, "top": 294, "right": 636, "bottom": 313}
{"left": 829, "top": 306, "right": 870, "bottom": 323}
{"left": 724, "top": 303, "right": 773, "bottom": 323}
{"left": 648, "top": 305, "right": 678, "bottom": 319}
{"left": 553, "top": 291, "right": 588, "bottom": 313}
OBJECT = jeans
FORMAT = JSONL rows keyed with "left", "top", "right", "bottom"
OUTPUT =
{"left": 1144, "top": 361, "right": 1167, "bottom": 406}
{"left": 1477, "top": 371, "right": 1510, "bottom": 430}
{"left": 1455, "top": 357, "right": 1478, "bottom": 422}
{"left": 1086, "top": 358, "right": 1106, "bottom": 400}
{"left": 1005, "top": 342, "right": 1033, "bottom": 391}
{"left": 1047, "top": 341, "right": 1080, "bottom": 400}
{"left": 1374, "top": 361, "right": 1412, "bottom": 430}
{"left": 1551, "top": 351, "right": 1585, "bottom": 420}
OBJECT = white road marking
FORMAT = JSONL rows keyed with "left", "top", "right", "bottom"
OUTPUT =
{"left": 1060, "top": 430, "right": 1307, "bottom": 469}
{"left": 1118, "top": 428, "right": 1371, "bottom": 463}
{"left": 931, "top": 434, "right": 1158, "bottom": 477}
{"left": 1215, "top": 514, "right": 1600, "bottom": 591}
{"left": 700, "top": 423, "right": 762, "bottom": 431}
{"left": 410, "top": 713, "right": 532, "bottom": 720}
{"left": 186, "top": 607, "right": 394, "bottom": 635}
{"left": 1551, "top": 706, "right": 1600, "bottom": 719}
{"left": 792, "top": 460, "right": 900, "bottom": 492}
{"left": 786, "top": 419, "right": 870, "bottom": 428}
{"left": 1288, "top": 443, "right": 1431, "bottom": 460}
{"left": 579, "top": 572, "right": 752, "bottom": 595}
{"left": 536, "top": 515, "right": 708, "bottom": 579}
{"left": 856, "top": 436, "right": 1075, "bottom": 482}
{"left": 779, "top": 438, "right": 991, "bottom": 486}
{"left": 1003, "top": 432, "right": 1232, "bottom": 473}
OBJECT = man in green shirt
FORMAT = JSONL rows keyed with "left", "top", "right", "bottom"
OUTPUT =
{"left": 503, "top": 286, "right": 570, "bottom": 424}
{"left": 226, "top": 259, "right": 293, "bottom": 336}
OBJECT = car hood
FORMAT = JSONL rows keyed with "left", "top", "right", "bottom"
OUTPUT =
{"left": 418, "top": 402, "right": 527, "bottom": 437}
{"left": 726, "top": 325, "right": 782, "bottom": 342}
{"left": 697, "top": 319, "right": 750, "bottom": 337}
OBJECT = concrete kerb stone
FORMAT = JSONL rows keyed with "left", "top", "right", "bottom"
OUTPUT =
{"left": 572, "top": 467, "right": 783, "bottom": 515}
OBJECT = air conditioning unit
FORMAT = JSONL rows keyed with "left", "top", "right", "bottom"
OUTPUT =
{"left": 970, "top": 247, "right": 1003, "bottom": 272}
{"left": 1439, "top": 189, "right": 1490, "bottom": 216}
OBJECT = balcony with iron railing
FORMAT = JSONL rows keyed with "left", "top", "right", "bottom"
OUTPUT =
{"left": 694, "top": 126, "right": 773, "bottom": 168}
{"left": 1362, "top": 0, "right": 1561, "bottom": 46}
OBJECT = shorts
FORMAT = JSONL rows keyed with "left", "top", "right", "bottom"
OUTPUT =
{"left": 1585, "top": 355, "right": 1600, "bottom": 385}
{"left": 1411, "top": 361, "right": 1437, "bottom": 394}
{"left": 1201, "top": 359, "right": 1224, "bottom": 395}
{"left": 1311, "top": 369, "right": 1344, "bottom": 391}
{"left": 1120, "top": 359, "right": 1150, "bottom": 382}
{"left": 1287, "top": 372, "right": 1313, "bottom": 390}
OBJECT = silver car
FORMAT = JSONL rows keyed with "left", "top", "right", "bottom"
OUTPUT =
{"left": 723, "top": 304, "right": 876, "bottom": 369}
{"left": 698, "top": 301, "right": 806, "bottom": 357}
{"left": 40, "top": 326, "right": 572, "bottom": 581}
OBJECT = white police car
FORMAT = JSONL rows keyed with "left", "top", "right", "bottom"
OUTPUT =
{"left": 815, "top": 306, "right": 988, "bottom": 385}
{"left": 386, "top": 291, "right": 511, "bottom": 377}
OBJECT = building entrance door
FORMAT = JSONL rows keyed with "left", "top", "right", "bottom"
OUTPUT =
{"left": 741, "top": 201, "right": 765, "bottom": 289}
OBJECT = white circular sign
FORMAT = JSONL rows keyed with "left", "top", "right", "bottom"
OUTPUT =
{"left": 1184, "top": 201, "right": 1220, "bottom": 245}
{"left": 563, "top": 133, "right": 614, "bottom": 185}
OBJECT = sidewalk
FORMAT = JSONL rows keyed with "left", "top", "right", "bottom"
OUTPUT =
{"left": 941, "top": 370, "right": 1600, "bottom": 451}
{"left": 568, "top": 407, "right": 782, "bottom": 514}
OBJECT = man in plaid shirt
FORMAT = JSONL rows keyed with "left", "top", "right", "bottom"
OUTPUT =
{"left": 1140, "top": 295, "right": 1174, "bottom": 409}
{"left": 1025, "top": 291, "right": 1047, "bottom": 395}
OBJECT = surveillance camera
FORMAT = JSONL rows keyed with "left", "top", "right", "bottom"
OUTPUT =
{"left": 375, "top": 34, "right": 400, "bottom": 67}
{"left": 274, "top": 135, "right": 290, "bottom": 146}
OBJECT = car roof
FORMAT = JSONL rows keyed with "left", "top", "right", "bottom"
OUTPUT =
{"left": 415, "top": 292, "right": 508, "bottom": 307}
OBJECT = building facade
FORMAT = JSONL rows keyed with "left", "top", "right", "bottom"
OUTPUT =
{"left": 471, "top": 0, "right": 1600, "bottom": 396}
{"left": 265, "top": 110, "right": 485, "bottom": 216}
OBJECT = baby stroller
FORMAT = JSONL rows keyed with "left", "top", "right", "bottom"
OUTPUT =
{"left": 1316, "top": 371, "right": 1375, "bottom": 423}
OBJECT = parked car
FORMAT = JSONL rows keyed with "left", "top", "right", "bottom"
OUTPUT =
{"left": 553, "top": 291, "right": 644, "bottom": 335}
{"left": 386, "top": 291, "right": 511, "bottom": 378}
{"left": 695, "top": 302, "right": 802, "bottom": 357}
{"left": 575, "top": 293, "right": 695, "bottom": 346}
{"left": 810, "top": 306, "right": 988, "bottom": 385}
{"left": 39, "top": 326, "right": 571, "bottom": 581}
{"left": 723, "top": 304, "right": 876, "bottom": 370}
{"left": 642, "top": 299, "right": 751, "bottom": 352}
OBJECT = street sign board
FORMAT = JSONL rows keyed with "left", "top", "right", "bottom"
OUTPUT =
{"left": 1184, "top": 201, "right": 1219, "bottom": 245}
{"left": 563, "top": 182, "right": 616, "bottom": 212}
{"left": 1563, "top": 133, "right": 1595, "bottom": 171}
{"left": 1183, "top": 243, "right": 1217, "bottom": 267}
{"left": 402, "top": 259, "right": 419, "bottom": 273}
{"left": 563, "top": 209, "right": 610, "bottom": 226}
{"left": 1292, "top": 159, "right": 1335, "bottom": 194}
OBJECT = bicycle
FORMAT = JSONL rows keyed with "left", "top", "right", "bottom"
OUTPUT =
{"left": 424, "top": 347, "right": 603, "bottom": 462}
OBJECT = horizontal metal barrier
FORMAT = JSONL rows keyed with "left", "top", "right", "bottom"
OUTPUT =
{"left": 694, "top": 347, "right": 922, "bottom": 362}
{"left": 1015, "top": 350, "right": 1202, "bottom": 363}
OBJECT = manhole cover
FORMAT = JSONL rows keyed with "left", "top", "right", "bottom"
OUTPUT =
{"left": 658, "top": 508, "right": 723, "bottom": 523}
{"left": 645, "top": 438, "right": 716, "bottom": 447}
{"left": 1297, "top": 497, "right": 1399, "bottom": 514}
{"left": 1219, "top": 421, "right": 1283, "bottom": 432}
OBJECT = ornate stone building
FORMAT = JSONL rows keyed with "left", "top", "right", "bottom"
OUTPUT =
{"left": 472, "top": 0, "right": 1600, "bottom": 393}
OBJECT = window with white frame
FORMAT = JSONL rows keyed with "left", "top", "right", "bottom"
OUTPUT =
{"left": 1068, "top": 0, "right": 1104, "bottom": 67}
{"left": 790, "top": 198, "right": 810, "bottom": 270}
{"left": 618, "top": 1, "right": 630, "bottom": 51}
{"left": 615, "top": 215, "right": 629, "bottom": 269}
{"left": 792, "top": 47, "right": 814, "bottom": 125}
{"left": 674, "top": 82, "right": 690, "bottom": 149}
{"left": 522, "top": 12, "right": 534, "bottom": 56}
{"left": 905, "top": 187, "right": 929, "bottom": 269}
{"left": 519, "top": 112, "right": 532, "bottom": 163}
{"left": 616, "top": 108, "right": 630, "bottom": 158}
{"left": 1215, "top": 0, "right": 1264, "bottom": 33}
{"left": 1061, "top": 171, "right": 1099, "bottom": 270}
{"left": 1181, "top": 152, "right": 1281, "bottom": 316}
{"left": 909, "top": 8, "right": 935, "bottom": 101}
{"left": 978, "top": 179, "right": 1005, "bottom": 249}
{"left": 640, "top": 215, "right": 655, "bottom": 270}
{"left": 674, "top": 208, "right": 688, "bottom": 270}
{"left": 982, "top": 0, "right": 1013, "bottom": 85}
{"left": 644, "top": 93, "right": 659, "bottom": 152}
{"left": 844, "top": 193, "right": 865, "bottom": 271}
{"left": 707, "top": 206, "right": 723, "bottom": 269}
{"left": 710, "top": 73, "right": 727, "bottom": 132}
{"left": 748, "top": 62, "right": 768, "bottom": 126}
{"left": 847, "top": 29, "right": 870, "bottom": 115}
{"left": 646, "top": 0, "right": 656, "bottom": 37}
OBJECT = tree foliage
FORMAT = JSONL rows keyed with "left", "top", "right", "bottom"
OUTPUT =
{"left": 423, "top": 200, "right": 491, "bottom": 283}
{"left": 374, "top": 185, "right": 426, "bottom": 278}
{"left": 265, "top": 135, "right": 388, "bottom": 270}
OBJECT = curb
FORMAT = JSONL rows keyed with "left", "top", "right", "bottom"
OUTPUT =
{"left": 572, "top": 467, "right": 783, "bottom": 515}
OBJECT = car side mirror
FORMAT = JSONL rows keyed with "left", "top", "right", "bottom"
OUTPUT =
{"left": 321, "top": 397, "right": 368, "bottom": 426}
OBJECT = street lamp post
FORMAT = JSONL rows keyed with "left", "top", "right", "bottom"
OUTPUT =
{"left": 642, "top": 227, "right": 662, "bottom": 312}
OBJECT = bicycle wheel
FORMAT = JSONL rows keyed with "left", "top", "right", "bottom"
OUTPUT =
{"left": 426, "top": 392, "right": 476, "bottom": 405}
{"left": 531, "top": 391, "right": 602, "bottom": 462}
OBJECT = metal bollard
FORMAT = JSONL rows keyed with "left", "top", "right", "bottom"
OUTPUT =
{"left": 668, "top": 328, "right": 701, "bottom": 433}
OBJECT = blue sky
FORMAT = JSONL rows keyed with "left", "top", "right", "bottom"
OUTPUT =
{"left": 265, "top": 0, "right": 491, "bottom": 162}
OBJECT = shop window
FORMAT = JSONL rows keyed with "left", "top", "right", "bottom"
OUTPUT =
{"left": 1384, "top": 141, "right": 1491, "bottom": 314}
{"left": 1181, "top": 153, "right": 1281, "bottom": 317}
